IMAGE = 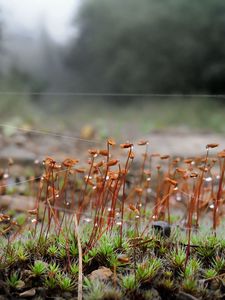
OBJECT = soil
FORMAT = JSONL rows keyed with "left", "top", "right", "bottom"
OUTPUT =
{"left": 0, "top": 129, "right": 224, "bottom": 164}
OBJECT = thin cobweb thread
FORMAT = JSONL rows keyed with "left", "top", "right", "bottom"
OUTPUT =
{"left": 0, "top": 91, "right": 225, "bottom": 98}
{"left": 0, "top": 124, "right": 101, "bottom": 144}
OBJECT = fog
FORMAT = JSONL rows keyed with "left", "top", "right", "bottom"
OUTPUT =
{"left": 0, "top": 0, "right": 224, "bottom": 136}
{"left": 0, "top": 0, "right": 78, "bottom": 43}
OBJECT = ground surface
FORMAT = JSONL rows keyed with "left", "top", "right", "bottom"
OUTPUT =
{"left": 0, "top": 130, "right": 224, "bottom": 164}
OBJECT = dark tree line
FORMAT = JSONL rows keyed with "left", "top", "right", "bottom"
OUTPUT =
{"left": 66, "top": 0, "right": 225, "bottom": 95}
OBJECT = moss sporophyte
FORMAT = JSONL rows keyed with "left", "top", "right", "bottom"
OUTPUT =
{"left": 0, "top": 140, "right": 224, "bottom": 299}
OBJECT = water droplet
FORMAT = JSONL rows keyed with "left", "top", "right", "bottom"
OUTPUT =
{"left": 176, "top": 194, "right": 182, "bottom": 202}
{"left": 94, "top": 153, "right": 98, "bottom": 158}
{"left": 147, "top": 188, "right": 152, "bottom": 194}
{"left": 135, "top": 215, "right": 140, "bottom": 219}
{"left": 107, "top": 207, "right": 112, "bottom": 212}
{"left": 204, "top": 177, "right": 212, "bottom": 182}
{"left": 147, "top": 177, "right": 151, "bottom": 182}
{"left": 84, "top": 217, "right": 92, "bottom": 223}
{"left": 3, "top": 173, "right": 9, "bottom": 179}
{"left": 193, "top": 212, "right": 197, "bottom": 220}
{"left": 152, "top": 215, "right": 157, "bottom": 220}
{"left": 56, "top": 194, "right": 59, "bottom": 198}
{"left": 93, "top": 186, "right": 96, "bottom": 190}
{"left": 209, "top": 203, "right": 214, "bottom": 209}
{"left": 173, "top": 186, "right": 178, "bottom": 191}
{"left": 216, "top": 175, "right": 220, "bottom": 180}
{"left": 116, "top": 221, "right": 122, "bottom": 226}
{"left": 31, "top": 218, "right": 37, "bottom": 224}
{"left": 34, "top": 159, "right": 40, "bottom": 165}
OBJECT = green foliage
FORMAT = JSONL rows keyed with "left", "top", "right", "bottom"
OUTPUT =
{"left": 37, "top": 236, "right": 49, "bottom": 255}
{"left": 83, "top": 278, "right": 105, "bottom": 300}
{"left": 2, "top": 247, "right": 16, "bottom": 267}
{"left": 182, "top": 277, "right": 197, "bottom": 293}
{"left": 25, "top": 238, "right": 36, "bottom": 252}
{"left": 48, "top": 262, "right": 60, "bottom": 275}
{"left": 67, "top": 0, "right": 225, "bottom": 95}
{"left": 137, "top": 258, "right": 161, "bottom": 283}
{"left": 58, "top": 246, "right": 67, "bottom": 259}
{"left": 6, "top": 272, "right": 21, "bottom": 289}
{"left": 56, "top": 235, "right": 69, "bottom": 259}
{"left": 30, "top": 260, "right": 47, "bottom": 276}
{"left": 89, "top": 233, "right": 117, "bottom": 267}
{"left": 97, "top": 234, "right": 114, "bottom": 256}
{"left": 83, "top": 253, "right": 92, "bottom": 265}
{"left": 13, "top": 243, "right": 29, "bottom": 262}
{"left": 70, "top": 263, "right": 79, "bottom": 276}
{"left": 204, "top": 268, "right": 218, "bottom": 279}
{"left": 161, "top": 278, "right": 174, "bottom": 290}
{"left": 44, "top": 277, "right": 57, "bottom": 289}
{"left": 1, "top": 217, "right": 225, "bottom": 298}
{"left": 44, "top": 262, "right": 60, "bottom": 289}
{"left": 57, "top": 273, "right": 75, "bottom": 291}
{"left": 47, "top": 244, "right": 58, "bottom": 257}
{"left": 183, "top": 258, "right": 201, "bottom": 278}
{"left": 70, "top": 241, "right": 78, "bottom": 257}
{"left": 170, "top": 247, "right": 186, "bottom": 269}
{"left": 195, "top": 236, "right": 218, "bottom": 261}
{"left": 211, "top": 257, "right": 225, "bottom": 274}
{"left": 121, "top": 274, "right": 139, "bottom": 292}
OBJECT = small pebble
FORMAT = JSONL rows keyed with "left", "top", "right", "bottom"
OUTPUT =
{"left": 152, "top": 221, "right": 171, "bottom": 237}
{"left": 19, "top": 288, "right": 36, "bottom": 297}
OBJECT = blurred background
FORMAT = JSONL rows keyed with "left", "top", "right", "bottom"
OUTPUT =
{"left": 0, "top": 0, "right": 225, "bottom": 159}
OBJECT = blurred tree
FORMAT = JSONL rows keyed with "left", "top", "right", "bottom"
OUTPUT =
{"left": 66, "top": 0, "right": 225, "bottom": 96}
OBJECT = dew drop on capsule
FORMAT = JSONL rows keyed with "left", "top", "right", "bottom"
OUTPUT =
{"left": 176, "top": 194, "right": 182, "bottom": 201}
{"left": 84, "top": 217, "right": 92, "bottom": 223}
{"left": 147, "top": 188, "right": 152, "bottom": 194}
{"left": 204, "top": 176, "right": 212, "bottom": 182}
{"left": 209, "top": 203, "right": 214, "bottom": 209}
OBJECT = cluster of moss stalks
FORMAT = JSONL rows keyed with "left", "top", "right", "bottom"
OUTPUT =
{"left": 0, "top": 140, "right": 224, "bottom": 299}
{"left": 0, "top": 221, "right": 225, "bottom": 300}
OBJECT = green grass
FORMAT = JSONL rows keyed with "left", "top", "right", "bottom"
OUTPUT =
{"left": 0, "top": 96, "right": 224, "bottom": 137}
